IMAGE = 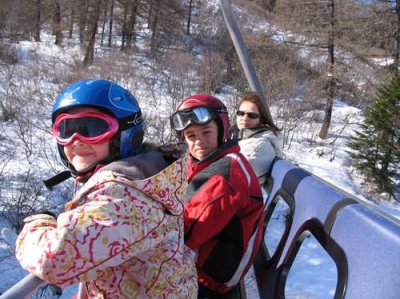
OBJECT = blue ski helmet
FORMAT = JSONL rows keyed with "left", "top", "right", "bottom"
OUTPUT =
{"left": 52, "top": 79, "right": 144, "bottom": 171}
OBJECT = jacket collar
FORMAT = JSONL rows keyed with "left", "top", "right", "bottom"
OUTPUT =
{"left": 241, "top": 126, "right": 269, "bottom": 139}
{"left": 188, "top": 139, "right": 239, "bottom": 179}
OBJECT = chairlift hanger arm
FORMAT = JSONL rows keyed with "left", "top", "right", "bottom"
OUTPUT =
{"left": 219, "top": 0, "right": 275, "bottom": 127}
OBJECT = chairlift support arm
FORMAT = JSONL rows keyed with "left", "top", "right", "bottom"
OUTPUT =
{"left": 219, "top": 0, "right": 275, "bottom": 126}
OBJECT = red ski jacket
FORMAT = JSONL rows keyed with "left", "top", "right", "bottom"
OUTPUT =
{"left": 184, "top": 140, "right": 264, "bottom": 294}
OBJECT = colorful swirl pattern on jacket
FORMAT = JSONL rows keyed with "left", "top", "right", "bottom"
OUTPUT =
{"left": 16, "top": 153, "right": 197, "bottom": 298}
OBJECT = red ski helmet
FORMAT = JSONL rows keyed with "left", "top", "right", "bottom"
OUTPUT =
{"left": 172, "top": 94, "right": 230, "bottom": 144}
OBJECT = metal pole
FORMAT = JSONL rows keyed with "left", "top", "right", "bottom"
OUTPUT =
{"left": 0, "top": 274, "right": 45, "bottom": 299}
{"left": 219, "top": 0, "right": 275, "bottom": 126}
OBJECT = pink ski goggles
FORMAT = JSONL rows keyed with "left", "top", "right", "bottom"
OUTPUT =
{"left": 52, "top": 111, "right": 119, "bottom": 145}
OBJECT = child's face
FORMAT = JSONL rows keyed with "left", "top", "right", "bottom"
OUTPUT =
{"left": 63, "top": 107, "right": 111, "bottom": 172}
{"left": 183, "top": 120, "right": 219, "bottom": 160}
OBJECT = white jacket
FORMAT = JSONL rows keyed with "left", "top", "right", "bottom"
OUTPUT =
{"left": 16, "top": 151, "right": 197, "bottom": 298}
{"left": 236, "top": 127, "right": 283, "bottom": 184}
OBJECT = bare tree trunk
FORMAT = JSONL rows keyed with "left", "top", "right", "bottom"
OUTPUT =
{"left": 147, "top": 0, "right": 153, "bottom": 25}
{"left": 186, "top": 0, "right": 193, "bottom": 35}
{"left": 319, "top": 0, "right": 335, "bottom": 139}
{"left": 262, "top": 0, "right": 277, "bottom": 12}
{"left": 100, "top": 0, "right": 109, "bottom": 46}
{"left": 121, "top": 1, "right": 129, "bottom": 51}
{"left": 79, "top": 0, "right": 89, "bottom": 43}
{"left": 150, "top": 2, "right": 160, "bottom": 51}
{"left": 52, "top": 0, "right": 62, "bottom": 45}
{"left": 395, "top": 0, "right": 400, "bottom": 72}
{"left": 69, "top": 9, "right": 75, "bottom": 38}
{"left": 108, "top": 0, "right": 114, "bottom": 47}
{"left": 319, "top": 75, "right": 334, "bottom": 139}
{"left": 34, "top": 0, "right": 41, "bottom": 42}
{"left": 83, "top": 0, "right": 101, "bottom": 66}
{"left": 125, "top": 0, "right": 139, "bottom": 51}
{"left": 268, "top": 0, "right": 278, "bottom": 13}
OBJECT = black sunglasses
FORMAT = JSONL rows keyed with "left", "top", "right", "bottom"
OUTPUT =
{"left": 236, "top": 110, "right": 260, "bottom": 119}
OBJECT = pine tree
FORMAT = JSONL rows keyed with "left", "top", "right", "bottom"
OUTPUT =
{"left": 348, "top": 75, "right": 400, "bottom": 200}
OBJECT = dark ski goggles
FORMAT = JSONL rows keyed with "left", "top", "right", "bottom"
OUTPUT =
{"left": 236, "top": 110, "right": 260, "bottom": 119}
{"left": 53, "top": 111, "right": 119, "bottom": 145}
{"left": 170, "top": 106, "right": 225, "bottom": 131}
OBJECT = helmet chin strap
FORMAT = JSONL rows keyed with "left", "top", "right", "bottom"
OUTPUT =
{"left": 43, "top": 150, "right": 120, "bottom": 190}
{"left": 43, "top": 170, "right": 72, "bottom": 190}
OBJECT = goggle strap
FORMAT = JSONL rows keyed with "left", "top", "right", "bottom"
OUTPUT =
{"left": 215, "top": 106, "right": 228, "bottom": 114}
{"left": 179, "top": 106, "right": 227, "bottom": 114}
{"left": 119, "top": 110, "right": 143, "bottom": 130}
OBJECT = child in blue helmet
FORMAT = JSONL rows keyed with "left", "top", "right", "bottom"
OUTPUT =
{"left": 15, "top": 79, "right": 197, "bottom": 298}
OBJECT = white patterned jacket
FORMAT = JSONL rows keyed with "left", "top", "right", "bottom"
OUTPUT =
{"left": 16, "top": 150, "right": 197, "bottom": 298}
